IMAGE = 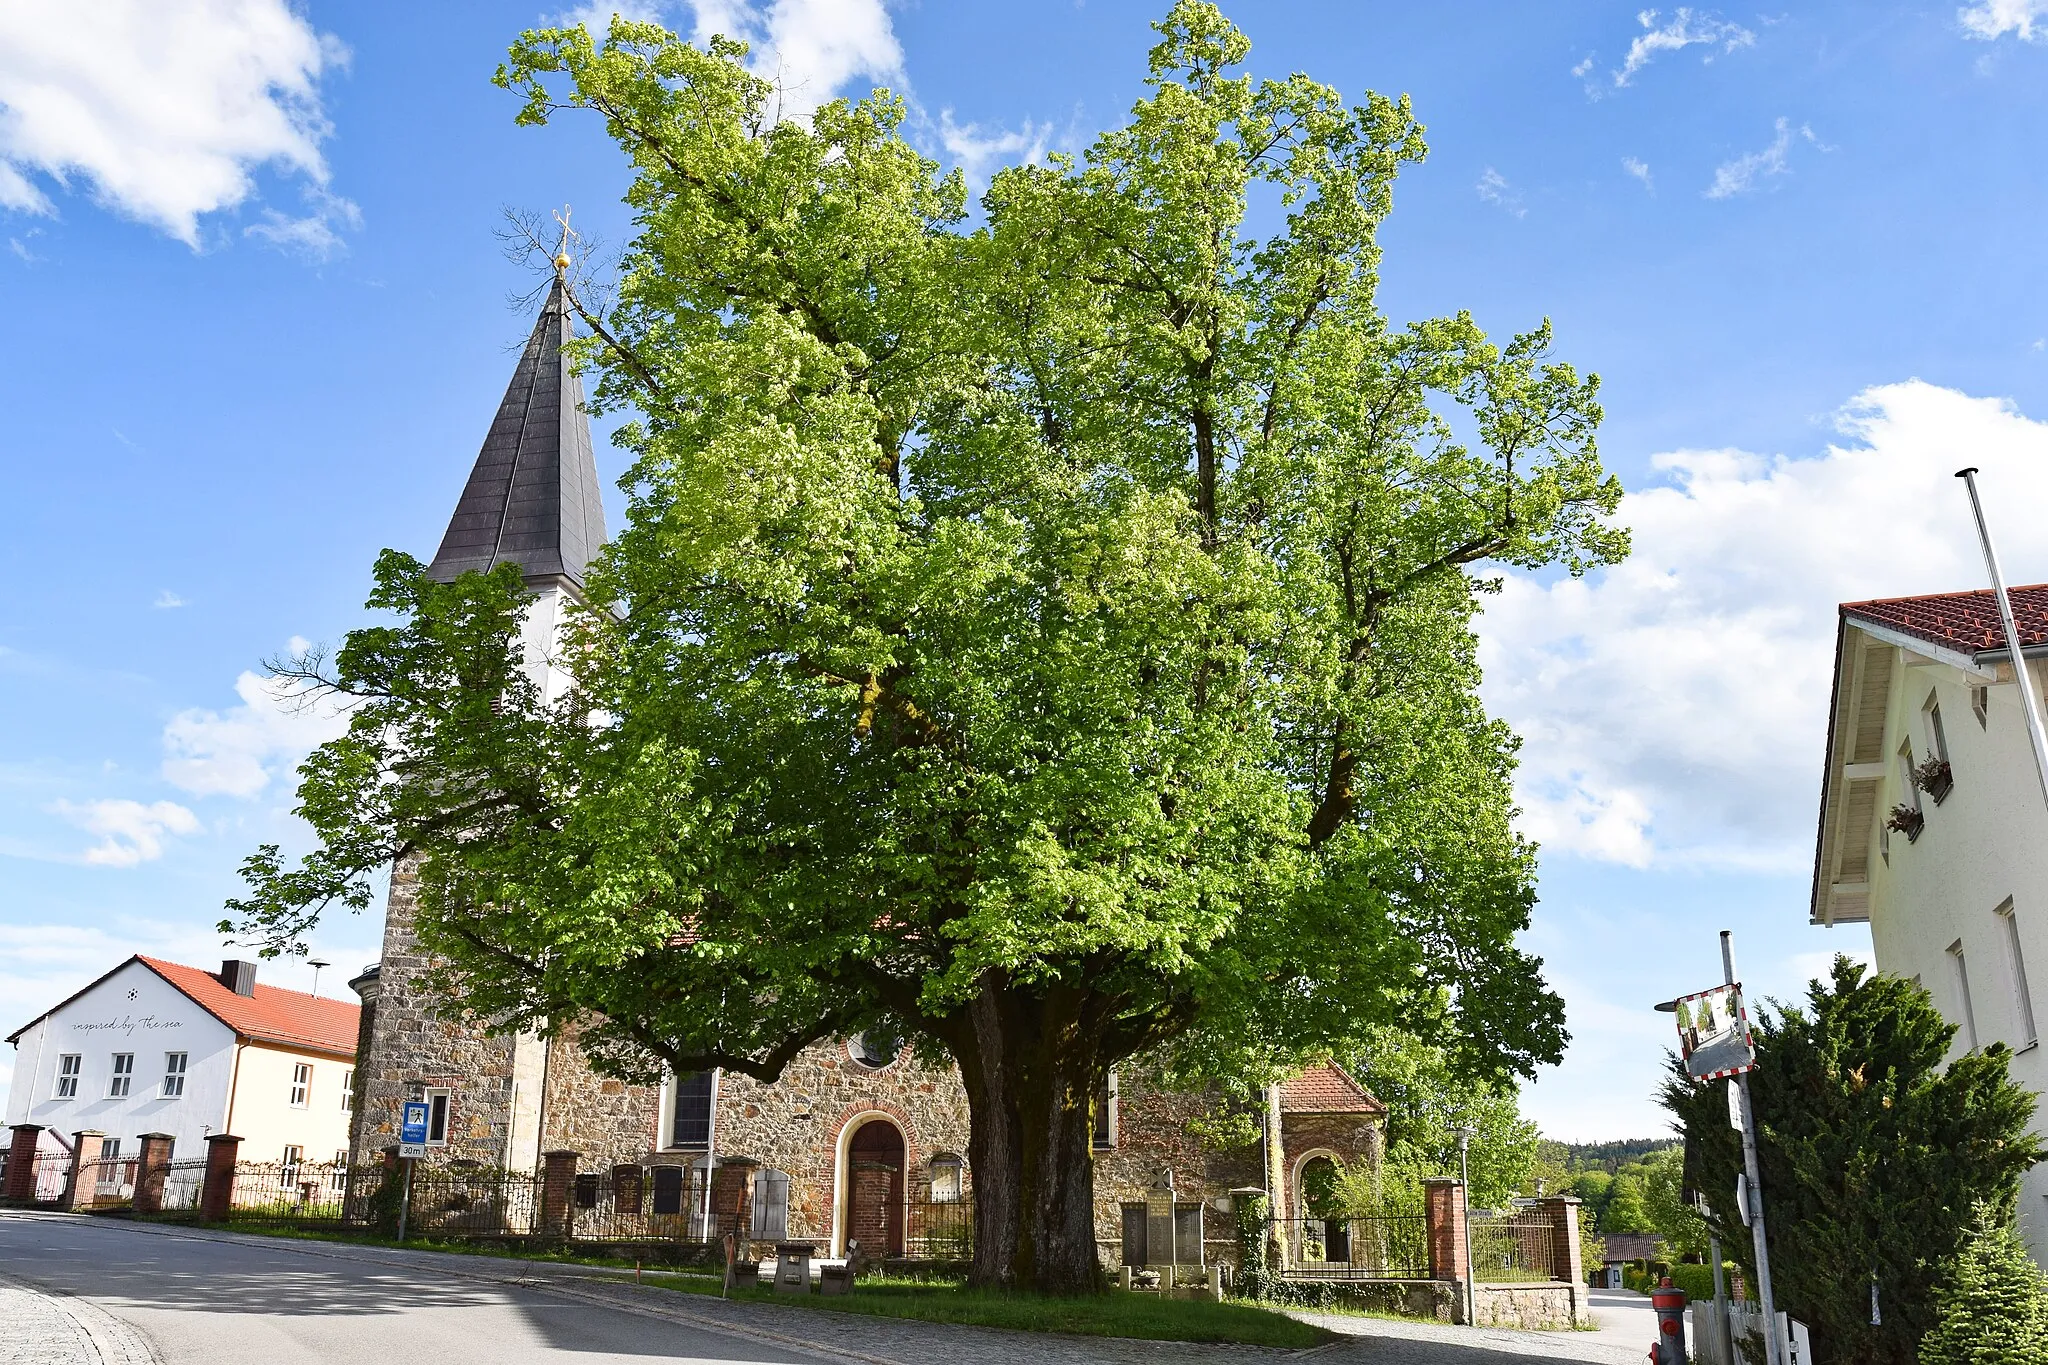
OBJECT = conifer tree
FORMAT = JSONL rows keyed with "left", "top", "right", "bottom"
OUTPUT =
{"left": 1919, "top": 1203, "right": 2048, "bottom": 1365}
{"left": 1663, "top": 957, "right": 2039, "bottom": 1362}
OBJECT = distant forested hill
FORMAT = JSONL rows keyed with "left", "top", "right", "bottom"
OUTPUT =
{"left": 1537, "top": 1137, "right": 1681, "bottom": 1174}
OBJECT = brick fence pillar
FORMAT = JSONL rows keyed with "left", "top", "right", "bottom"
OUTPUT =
{"left": 540, "top": 1150, "right": 579, "bottom": 1238}
{"left": 133, "top": 1133, "right": 176, "bottom": 1214}
{"left": 1539, "top": 1195, "right": 1585, "bottom": 1285}
{"left": 60, "top": 1131, "right": 106, "bottom": 1211}
{"left": 712, "top": 1159, "right": 756, "bottom": 1245}
{"left": 3, "top": 1126, "right": 43, "bottom": 1201}
{"left": 198, "top": 1134, "right": 242, "bottom": 1221}
{"left": 1424, "top": 1178, "right": 1469, "bottom": 1322}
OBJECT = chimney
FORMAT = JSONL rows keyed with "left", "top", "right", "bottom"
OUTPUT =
{"left": 218, "top": 959, "right": 257, "bottom": 996}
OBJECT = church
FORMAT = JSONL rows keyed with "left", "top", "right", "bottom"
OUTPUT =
{"left": 343, "top": 275, "right": 1384, "bottom": 1268}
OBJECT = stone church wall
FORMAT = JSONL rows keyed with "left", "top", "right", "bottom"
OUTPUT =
{"left": 712, "top": 1039, "right": 972, "bottom": 1246}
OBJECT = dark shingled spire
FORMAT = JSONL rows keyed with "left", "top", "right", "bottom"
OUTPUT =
{"left": 427, "top": 277, "right": 607, "bottom": 591}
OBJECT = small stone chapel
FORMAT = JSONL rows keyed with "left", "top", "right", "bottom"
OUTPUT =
{"left": 344, "top": 277, "right": 1384, "bottom": 1268}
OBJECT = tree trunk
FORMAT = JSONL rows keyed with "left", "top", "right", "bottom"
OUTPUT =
{"left": 953, "top": 974, "right": 1106, "bottom": 1294}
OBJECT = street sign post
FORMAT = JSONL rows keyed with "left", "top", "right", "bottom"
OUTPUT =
{"left": 396, "top": 1100, "right": 430, "bottom": 1243}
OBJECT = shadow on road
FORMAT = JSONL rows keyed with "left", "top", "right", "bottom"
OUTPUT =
{"left": 0, "top": 1214, "right": 803, "bottom": 1361}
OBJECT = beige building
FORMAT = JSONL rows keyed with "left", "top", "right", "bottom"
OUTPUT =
{"left": 1812, "top": 582, "right": 2048, "bottom": 1260}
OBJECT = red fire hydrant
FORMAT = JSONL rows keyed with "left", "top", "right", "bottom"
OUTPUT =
{"left": 1649, "top": 1276, "right": 1688, "bottom": 1365}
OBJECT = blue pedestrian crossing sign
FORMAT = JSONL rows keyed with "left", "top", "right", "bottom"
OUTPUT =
{"left": 400, "top": 1100, "right": 430, "bottom": 1146}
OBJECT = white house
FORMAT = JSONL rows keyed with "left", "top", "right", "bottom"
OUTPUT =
{"left": 5, "top": 956, "right": 360, "bottom": 1170}
{"left": 1812, "top": 582, "right": 2048, "bottom": 1259}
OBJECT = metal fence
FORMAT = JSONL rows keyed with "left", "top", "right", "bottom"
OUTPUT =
{"left": 1468, "top": 1211, "right": 1555, "bottom": 1283}
{"left": 159, "top": 1158, "right": 207, "bottom": 1212}
{"left": 0, "top": 1149, "right": 73, "bottom": 1204}
{"left": 85, "top": 1156, "right": 137, "bottom": 1207}
{"left": 562, "top": 1164, "right": 717, "bottom": 1242}
{"left": 904, "top": 1196, "right": 973, "bottom": 1261}
{"left": 403, "top": 1164, "right": 541, "bottom": 1238}
{"left": 1276, "top": 1214, "right": 1431, "bottom": 1279}
{"left": 221, "top": 1161, "right": 381, "bottom": 1230}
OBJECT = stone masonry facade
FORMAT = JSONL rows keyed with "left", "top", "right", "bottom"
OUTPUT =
{"left": 351, "top": 858, "right": 1383, "bottom": 1265}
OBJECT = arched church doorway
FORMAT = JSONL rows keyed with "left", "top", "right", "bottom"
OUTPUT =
{"left": 843, "top": 1118, "right": 906, "bottom": 1258}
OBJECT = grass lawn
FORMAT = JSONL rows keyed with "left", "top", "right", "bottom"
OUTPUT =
{"left": 660, "top": 1275, "right": 1333, "bottom": 1349}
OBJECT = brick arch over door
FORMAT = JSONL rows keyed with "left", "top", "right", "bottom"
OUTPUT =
{"left": 825, "top": 1099, "right": 924, "bottom": 1256}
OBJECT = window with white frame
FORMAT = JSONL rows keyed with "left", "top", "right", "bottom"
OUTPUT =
{"left": 281, "top": 1144, "right": 303, "bottom": 1176}
{"left": 289, "top": 1063, "right": 311, "bottom": 1108}
{"left": 162, "top": 1052, "right": 187, "bottom": 1098}
{"left": 109, "top": 1053, "right": 134, "bottom": 1098}
{"left": 1972, "top": 685, "right": 1990, "bottom": 728}
{"left": 1897, "top": 740, "right": 1921, "bottom": 813}
{"left": 1997, "top": 899, "right": 2038, "bottom": 1047}
{"left": 54, "top": 1054, "right": 81, "bottom": 1099}
{"left": 330, "top": 1151, "right": 350, "bottom": 1192}
{"left": 1950, "top": 939, "right": 1981, "bottom": 1053}
{"left": 1925, "top": 694, "right": 1950, "bottom": 763}
{"left": 103, "top": 1138, "right": 122, "bottom": 1161}
{"left": 340, "top": 1068, "right": 353, "bottom": 1112}
{"left": 424, "top": 1087, "right": 451, "bottom": 1145}
{"left": 670, "top": 1071, "right": 714, "bottom": 1148}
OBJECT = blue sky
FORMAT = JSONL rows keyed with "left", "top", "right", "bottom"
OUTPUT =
{"left": 6, "top": 0, "right": 2048, "bottom": 1139}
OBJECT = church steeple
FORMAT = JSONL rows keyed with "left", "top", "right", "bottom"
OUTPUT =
{"left": 427, "top": 276, "right": 607, "bottom": 592}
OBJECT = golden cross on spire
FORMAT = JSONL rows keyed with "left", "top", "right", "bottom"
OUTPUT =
{"left": 552, "top": 205, "right": 573, "bottom": 275}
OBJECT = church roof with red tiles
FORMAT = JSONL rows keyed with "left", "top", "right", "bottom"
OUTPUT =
{"left": 1278, "top": 1062, "right": 1384, "bottom": 1115}
{"left": 1843, "top": 583, "right": 2048, "bottom": 658}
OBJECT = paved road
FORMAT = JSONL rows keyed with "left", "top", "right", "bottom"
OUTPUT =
{"left": 0, "top": 1212, "right": 1647, "bottom": 1365}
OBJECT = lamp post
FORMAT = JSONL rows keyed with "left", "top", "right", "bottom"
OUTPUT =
{"left": 1456, "top": 1125, "right": 1477, "bottom": 1326}
{"left": 307, "top": 958, "right": 330, "bottom": 998}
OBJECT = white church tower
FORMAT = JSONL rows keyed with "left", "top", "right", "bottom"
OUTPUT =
{"left": 347, "top": 273, "right": 612, "bottom": 1169}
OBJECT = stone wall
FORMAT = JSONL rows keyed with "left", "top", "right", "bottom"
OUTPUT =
{"left": 349, "top": 857, "right": 522, "bottom": 1167}
{"left": 1474, "top": 1281, "right": 1584, "bottom": 1330}
{"left": 710, "top": 1038, "right": 971, "bottom": 1249}
{"left": 535, "top": 1024, "right": 662, "bottom": 1169}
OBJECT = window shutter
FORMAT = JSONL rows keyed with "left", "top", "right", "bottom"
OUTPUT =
{"left": 752, "top": 1170, "right": 789, "bottom": 1240}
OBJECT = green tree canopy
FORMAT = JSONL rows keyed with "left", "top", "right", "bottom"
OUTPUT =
{"left": 1662, "top": 957, "right": 2039, "bottom": 1362}
{"left": 1344, "top": 1024, "right": 1539, "bottom": 1209}
{"left": 229, "top": 1, "right": 1624, "bottom": 1292}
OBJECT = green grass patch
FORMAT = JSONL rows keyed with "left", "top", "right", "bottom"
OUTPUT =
{"left": 659, "top": 1276, "right": 1331, "bottom": 1348}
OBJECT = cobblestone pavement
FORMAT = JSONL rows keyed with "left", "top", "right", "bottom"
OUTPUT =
{"left": 2, "top": 1212, "right": 1650, "bottom": 1365}
{"left": 0, "top": 1273, "right": 158, "bottom": 1365}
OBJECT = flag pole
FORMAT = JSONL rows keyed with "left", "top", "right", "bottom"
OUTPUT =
{"left": 1957, "top": 468, "right": 2048, "bottom": 816}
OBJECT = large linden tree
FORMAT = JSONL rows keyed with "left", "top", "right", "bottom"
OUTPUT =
{"left": 231, "top": 2, "right": 1626, "bottom": 1292}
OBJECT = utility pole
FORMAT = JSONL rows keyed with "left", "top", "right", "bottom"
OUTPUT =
{"left": 1956, "top": 468, "right": 2048, "bottom": 817}
{"left": 1723, "top": 931, "right": 1783, "bottom": 1365}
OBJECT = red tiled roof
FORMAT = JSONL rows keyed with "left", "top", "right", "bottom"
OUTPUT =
{"left": 139, "top": 957, "right": 360, "bottom": 1058}
{"left": 1278, "top": 1063, "right": 1384, "bottom": 1115}
{"left": 1844, "top": 583, "right": 2048, "bottom": 657}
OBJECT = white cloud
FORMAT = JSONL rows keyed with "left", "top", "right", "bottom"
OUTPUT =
{"left": 0, "top": 0, "right": 352, "bottom": 248}
{"left": 1480, "top": 380, "right": 2048, "bottom": 872}
{"left": 1960, "top": 0, "right": 2048, "bottom": 40}
{"left": 50, "top": 798, "right": 200, "bottom": 866}
{"left": 161, "top": 667, "right": 351, "bottom": 800}
{"left": 1705, "top": 117, "right": 1822, "bottom": 199}
{"left": 682, "top": 0, "right": 903, "bottom": 121}
{"left": 1613, "top": 8, "right": 1757, "bottom": 87}
{"left": 1476, "top": 167, "right": 1526, "bottom": 218}
{"left": 935, "top": 109, "right": 1059, "bottom": 187}
{"left": 1622, "top": 156, "right": 1654, "bottom": 191}
{"left": 153, "top": 589, "right": 186, "bottom": 609}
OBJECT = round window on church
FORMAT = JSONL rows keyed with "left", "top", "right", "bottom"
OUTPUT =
{"left": 851, "top": 1024, "right": 904, "bottom": 1070}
